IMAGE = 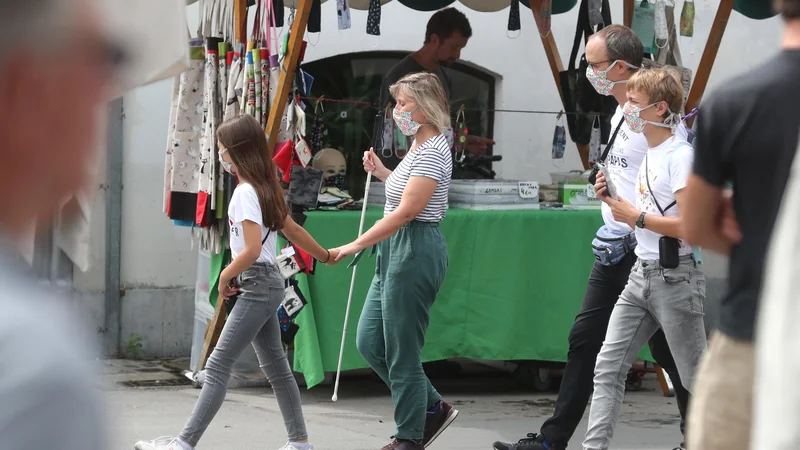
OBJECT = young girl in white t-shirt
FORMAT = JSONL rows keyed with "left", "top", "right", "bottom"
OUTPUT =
{"left": 135, "top": 115, "right": 337, "bottom": 450}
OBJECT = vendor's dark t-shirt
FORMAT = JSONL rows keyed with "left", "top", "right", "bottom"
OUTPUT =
{"left": 693, "top": 50, "right": 800, "bottom": 342}
{"left": 378, "top": 55, "right": 451, "bottom": 170}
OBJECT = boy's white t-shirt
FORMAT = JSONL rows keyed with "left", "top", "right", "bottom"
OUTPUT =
{"left": 228, "top": 182, "right": 277, "bottom": 263}
{"left": 603, "top": 106, "right": 689, "bottom": 236}
{"left": 633, "top": 136, "right": 694, "bottom": 261}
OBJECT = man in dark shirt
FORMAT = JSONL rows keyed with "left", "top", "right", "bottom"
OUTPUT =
{"left": 377, "top": 7, "right": 493, "bottom": 170}
{"left": 683, "top": 1, "right": 800, "bottom": 448}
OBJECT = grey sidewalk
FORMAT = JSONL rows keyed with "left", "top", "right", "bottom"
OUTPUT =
{"left": 98, "top": 359, "right": 684, "bottom": 450}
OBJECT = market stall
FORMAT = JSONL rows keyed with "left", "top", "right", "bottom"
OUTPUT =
{"left": 171, "top": 0, "right": 777, "bottom": 389}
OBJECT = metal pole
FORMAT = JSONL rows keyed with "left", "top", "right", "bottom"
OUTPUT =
{"left": 105, "top": 97, "right": 124, "bottom": 357}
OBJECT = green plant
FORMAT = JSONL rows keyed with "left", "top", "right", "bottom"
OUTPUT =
{"left": 125, "top": 333, "right": 144, "bottom": 359}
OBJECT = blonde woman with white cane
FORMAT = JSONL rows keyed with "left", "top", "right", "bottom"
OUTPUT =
{"left": 330, "top": 72, "right": 457, "bottom": 450}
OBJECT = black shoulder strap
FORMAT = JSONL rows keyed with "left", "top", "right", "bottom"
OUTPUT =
{"left": 644, "top": 154, "right": 677, "bottom": 215}
{"left": 598, "top": 116, "right": 625, "bottom": 164}
{"left": 262, "top": 229, "right": 271, "bottom": 245}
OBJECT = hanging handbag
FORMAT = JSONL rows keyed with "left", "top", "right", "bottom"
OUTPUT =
{"left": 558, "top": 0, "right": 615, "bottom": 146}
{"left": 288, "top": 165, "right": 324, "bottom": 209}
{"left": 277, "top": 279, "right": 308, "bottom": 333}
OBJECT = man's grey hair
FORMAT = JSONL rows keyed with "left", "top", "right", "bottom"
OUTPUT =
{"left": 595, "top": 25, "right": 643, "bottom": 69}
{"left": 0, "top": 0, "right": 73, "bottom": 65}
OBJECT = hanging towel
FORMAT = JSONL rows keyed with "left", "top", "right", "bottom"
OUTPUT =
{"left": 272, "top": 0, "right": 284, "bottom": 27}
{"left": 309, "top": 0, "right": 322, "bottom": 33}
{"left": 366, "top": 0, "right": 381, "bottom": 36}
{"left": 164, "top": 75, "right": 180, "bottom": 214}
{"left": 337, "top": 0, "right": 352, "bottom": 30}
{"left": 224, "top": 43, "right": 244, "bottom": 121}
{"left": 588, "top": 0, "right": 603, "bottom": 27}
{"left": 168, "top": 42, "right": 205, "bottom": 222}
{"left": 508, "top": 0, "right": 521, "bottom": 31}
{"left": 196, "top": 37, "right": 224, "bottom": 227}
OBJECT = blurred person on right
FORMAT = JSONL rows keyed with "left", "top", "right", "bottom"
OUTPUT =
{"left": 0, "top": 0, "right": 118, "bottom": 449}
{"left": 682, "top": 0, "right": 800, "bottom": 448}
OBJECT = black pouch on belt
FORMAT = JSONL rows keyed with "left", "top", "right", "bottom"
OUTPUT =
{"left": 659, "top": 237, "right": 680, "bottom": 269}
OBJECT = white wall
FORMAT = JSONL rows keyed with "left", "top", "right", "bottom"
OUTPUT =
{"left": 76, "top": 1, "right": 779, "bottom": 356}
{"left": 121, "top": 84, "right": 198, "bottom": 288}
{"left": 301, "top": 0, "right": 784, "bottom": 183}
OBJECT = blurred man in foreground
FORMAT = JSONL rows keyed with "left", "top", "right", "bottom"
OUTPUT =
{"left": 0, "top": 0, "right": 119, "bottom": 449}
{"left": 682, "top": 0, "right": 800, "bottom": 448}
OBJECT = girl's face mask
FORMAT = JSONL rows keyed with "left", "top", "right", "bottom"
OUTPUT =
{"left": 623, "top": 102, "right": 677, "bottom": 134}
{"left": 218, "top": 148, "right": 234, "bottom": 174}
{"left": 393, "top": 107, "right": 426, "bottom": 136}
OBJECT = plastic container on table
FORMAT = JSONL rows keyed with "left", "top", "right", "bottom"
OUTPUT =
{"left": 448, "top": 179, "right": 540, "bottom": 210}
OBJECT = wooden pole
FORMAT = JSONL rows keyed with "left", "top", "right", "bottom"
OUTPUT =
{"left": 685, "top": 0, "right": 734, "bottom": 126}
{"left": 265, "top": 0, "right": 314, "bottom": 151}
{"left": 195, "top": 297, "right": 228, "bottom": 373}
{"left": 623, "top": 0, "right": 634, "bottom": 27}
{"left": 529, "top": 0, "right": 593, "bottom": 169}
{"left": 529, "top": 0, "right": 565, "bottom": 103}
{"left": 234, "top": 0, "right": 248, "bottom": 44}
{"left": 196, "top": 0, "right": 314, "bottom": 375}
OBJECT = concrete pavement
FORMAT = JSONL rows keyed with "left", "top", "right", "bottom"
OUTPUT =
{"left": 98, "top": 359, "right": 684, "bottom": 450}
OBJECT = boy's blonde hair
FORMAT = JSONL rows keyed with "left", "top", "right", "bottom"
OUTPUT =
{"left": 627, "top": 67, "right": 685, "bottom": 118}
{"left": 390, "top": 72, "right": 451, "bottom": 134}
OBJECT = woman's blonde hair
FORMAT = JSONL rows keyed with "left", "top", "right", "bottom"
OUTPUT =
{"left": 389, "top": 72, "right": 451, "bottom": 134}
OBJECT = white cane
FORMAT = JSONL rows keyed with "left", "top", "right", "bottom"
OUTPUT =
{"left": 332, "top": 169, "right": 373, "bottom": 402}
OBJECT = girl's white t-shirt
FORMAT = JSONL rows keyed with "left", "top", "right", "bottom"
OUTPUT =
{"left": 228, "top": 182, "right": 277, "bottom": 263}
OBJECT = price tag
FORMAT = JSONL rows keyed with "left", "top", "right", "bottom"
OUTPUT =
{"left": 586, "top": 184, "right": 598, "bottom": 200}
{"left": 281, "top": 246, "right": 296, "bottom": 257}
{"left": 518, "top": 181, "right": 540, "bottom": 199}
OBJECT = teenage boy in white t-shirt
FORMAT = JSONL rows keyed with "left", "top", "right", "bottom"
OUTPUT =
{"left": 582, "top": 68, "right": 706, "bottom": 450}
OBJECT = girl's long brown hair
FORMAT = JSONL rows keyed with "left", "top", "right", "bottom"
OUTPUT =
{"left": 216, "top": 115, "right": 288, "bottom": 231}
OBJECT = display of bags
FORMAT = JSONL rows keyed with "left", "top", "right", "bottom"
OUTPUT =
{"left": 288, "top": 165, "right": 324, "bottom": 209}
{"left": 558, "top": 0, "right": 615, "bottom": 145}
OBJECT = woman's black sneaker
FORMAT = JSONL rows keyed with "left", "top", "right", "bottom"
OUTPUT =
{"left": 423, "top": 400, "right": 459, "bottom": 447}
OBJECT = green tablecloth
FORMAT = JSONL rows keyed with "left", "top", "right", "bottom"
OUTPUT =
{"left": 292, "top": 206, "right": 614, "bottom": 388}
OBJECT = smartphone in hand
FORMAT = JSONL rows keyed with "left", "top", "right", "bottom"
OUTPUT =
{"left": 597, "top": 163, "right": 618, "bottom": 200}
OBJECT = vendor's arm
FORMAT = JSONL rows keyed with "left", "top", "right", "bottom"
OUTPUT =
{"left": 465, "top": 134, "right": 495, "bottom": 155}
{"left": 282, "top": 215, "right": 333, "bottom": 263}
{"left": 334, "top": 176, "right": 436, "bottom": 261}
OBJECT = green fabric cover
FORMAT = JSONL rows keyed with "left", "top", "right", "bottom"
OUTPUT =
{"left": 520, "top": 0, "right": 579, "bottom": 15}
{"left": 290, "top": 207, "right": 652, "bottom": 388}
{"left": 734, "top": 0, "right": 776, "bottom": 20}
{"left": 398, "top": 0, "right": 455, "bottom": 11}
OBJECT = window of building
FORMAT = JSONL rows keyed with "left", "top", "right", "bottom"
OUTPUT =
{"left": 302, "top": 51, "right": 496, "bottom": 197}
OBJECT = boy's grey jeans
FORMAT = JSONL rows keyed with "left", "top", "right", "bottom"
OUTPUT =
{"left": 583, "top": 255, "right": 706, "bottom": 450}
